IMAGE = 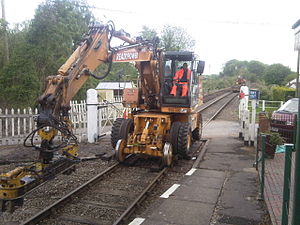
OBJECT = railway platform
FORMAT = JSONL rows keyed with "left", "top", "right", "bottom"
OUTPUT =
{"left": 129, "top": 120, "right": 268, "bottom": 225}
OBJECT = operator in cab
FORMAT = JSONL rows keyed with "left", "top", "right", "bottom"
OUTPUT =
{"left": 170, "top": 62, "right": 191, "bottom": 97}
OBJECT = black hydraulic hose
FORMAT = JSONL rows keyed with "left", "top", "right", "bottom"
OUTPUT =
{"left": 89, "top": 21, "right": 115, "bottom": 80}
{"left": 23, "top": 118, "right": 78, "bottom": 151}
{"left": 89, "top": 54, "right": 113, "bottom": 80}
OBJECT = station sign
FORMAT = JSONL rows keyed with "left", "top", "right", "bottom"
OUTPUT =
{"left": 249, "top": 89, "right": 260, "bottom": 100}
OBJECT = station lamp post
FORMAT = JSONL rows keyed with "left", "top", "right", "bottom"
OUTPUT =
{"left": 292, "top": 18, "right": 300, "bottom": 225}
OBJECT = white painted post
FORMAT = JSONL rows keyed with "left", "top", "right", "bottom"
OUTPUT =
{"left": 250, "top": 100, "right": 257, "bottom": 146}
{"left": 11, "top": 108, "right": 15, "bottom": 137}
{"left": 5, "top": 108, "right": 8, "bottom": 137}
{"left": 262, "top": 100, "right": 265, "bottom": 111}
{"left": 98, "top": 106, "right": 103, "bottom": 136}
{"left": 87, "top": 89, "right": 98, "bottom": 143}
{"left": 243, "top": 109, "right": 250, "bottom": 146}
{"left": 17, "top": 108, "right": 20, "bottom": 136}
{"left": 23, "top": 108, "right": 26, "bottom": 135}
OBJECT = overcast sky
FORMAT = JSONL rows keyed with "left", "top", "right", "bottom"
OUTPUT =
{"left": 3, "top": 0, "right": 300, "bottom": 74}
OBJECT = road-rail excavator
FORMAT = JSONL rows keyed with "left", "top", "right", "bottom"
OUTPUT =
{"left": 0, "top": 21, "right": 204, "bottom": 212}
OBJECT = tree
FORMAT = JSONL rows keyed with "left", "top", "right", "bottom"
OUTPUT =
{"left": 264, "top": 64, "right": 291, "bottom": 86}
{"left": 27, "top": 0, "right": 93, "bottom": 83}
{"left": 139, "top": 25, "right": 195, "bottom": 51}
{"left": 160, "top": 25, "right": 195, "bottom": 51}
{"left": 220, "top": 59, "right": 248, "bottom": 77}
{"left": 0, "top": 19, "right": 5, "bottom": 68}
{"left": 139, "top": 26, "right": 158, "bottom": 41}
{"left": 0, "top": 0, "right": 94, "bottom": 107}
{"left": 247, "top": 60, "right": 266, "bottom": 77}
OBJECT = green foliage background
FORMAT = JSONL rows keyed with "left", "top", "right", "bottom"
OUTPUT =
{"left": 204, "top": 59, "right": 297, "bottom": 100}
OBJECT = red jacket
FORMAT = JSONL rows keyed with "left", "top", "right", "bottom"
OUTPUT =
{"left": 173, "top": 68, "right": 191, "bottom": 83}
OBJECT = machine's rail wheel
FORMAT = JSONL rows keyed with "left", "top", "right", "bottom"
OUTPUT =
{"left": 115, "top": 139, "right": 126, "bottom": 162}
{"left": 178, "top": 122, "right": 192, "bottom": 156}
{"left": 192, "top": 113, "right": 203, "bottom": 141}
{"left": 115, "top": 119, "right": 134, "bottom": 162}
{"left": 111, "top": 118, "right": 125, "bottom": 148}
{"left": 162, "top": 142, "right": 173, "bottom": 167}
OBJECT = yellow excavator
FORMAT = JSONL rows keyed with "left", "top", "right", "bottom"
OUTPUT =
{"left": 111, "top": 50, "right": 205, "bottom": 166}
{"left": 0, "top": 21, "right": 204, "bottom": 212}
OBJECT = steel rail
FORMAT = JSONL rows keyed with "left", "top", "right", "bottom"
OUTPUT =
{"left": 21, "top": 162, "right": 120, "bottom": 225}
{"left": 203, "top": 93, "right": 238, "bottom": 128}
{"left": 197, "top": 91, "right": 233, "bottom": 113}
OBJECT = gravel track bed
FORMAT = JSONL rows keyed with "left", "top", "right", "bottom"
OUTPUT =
{"left": 216, "top": 94, "right": 239, "bottom": 121}
{"left": 41, "top": 165, "right": 160, "bottom": 225}
{"left": 203, "top": 88, "right": 233, "bottom": 103}
{"left": 201, "top": 93, "right": 237, "bottom": 123}
{"left": 0, "top": 160, "right": 116, "bottom": 224}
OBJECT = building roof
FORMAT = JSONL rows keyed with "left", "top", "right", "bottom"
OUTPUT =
{"left": 292, "top": 19, "right": 300, "bottom": 29}
{"left": 95, "top": 81, "right": 134, "bottom": 90}
{"left": 286, "top": 78, "right": 297, "bottom": 89}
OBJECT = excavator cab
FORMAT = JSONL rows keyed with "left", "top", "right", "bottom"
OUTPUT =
{"left": 161, "top": 51, "right": 204, "bottom": 109}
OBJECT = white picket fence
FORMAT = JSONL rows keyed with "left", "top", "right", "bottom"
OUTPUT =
{"left": 0, "top": 98, "right": 124, "bottom": 146}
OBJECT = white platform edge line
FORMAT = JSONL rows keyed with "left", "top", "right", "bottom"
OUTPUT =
{"left": 128, "top": 217, "right": 145, "bottom": 225}
{"left": 160, "top": 184, "right": 180, "bottom": 198}
{"left": 185, "top": 168, "right": 197, "bottom": 176}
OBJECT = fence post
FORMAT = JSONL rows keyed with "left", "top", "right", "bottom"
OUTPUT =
{"left": 98, "top": 105, "right": 103, "bottom": 136}
{"left": 262, "top": 100, "right": 265, "bottom": 111}
{"left": 250, "top": 100, "right": 257, "bottom": 146}
{"left": 281, "top": 144, "right": 294, "bottom": 225}
{"left": 243, "top": 109, "right": 250, "bottom": 146}
{"left": 87, "top": 89, "right": 98, "bottom": 143}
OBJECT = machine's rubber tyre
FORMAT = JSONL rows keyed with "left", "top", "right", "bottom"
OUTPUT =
{"left": 169, "top": 122, "right": 182, "bottom": 155}
{"left": 119, "top": 119, "right": 134, "bottom": 140}
{"left": 177, "top": 122, "right": 192, "bottom": 156}
{"left": 111, "top": 118, "right": 125, "bottom": 148}
{"left": 192, "top": 113, "right": 203, "bottom": 141}
{"left": 115, "top": 139, "right": 126, "bottom": 162}
{"left": 162, "top": 142, "right": 173, "bottom": 167}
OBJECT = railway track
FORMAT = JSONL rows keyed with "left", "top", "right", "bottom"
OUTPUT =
{"left": 1, "top": 89, "right": 236, "bottom": 225}
{"left": 21, "top": 160, "right": 168, "bottom": 225}
{"left": 20, "top": 140, "right": 209, "bottom": 225}
{"left": 199, "top": 92, "right": 238, "bottom": 127}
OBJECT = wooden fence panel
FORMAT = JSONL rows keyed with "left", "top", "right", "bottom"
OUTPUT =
{"left": 0, "top": 99, "right": 123, "bottom": 146}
